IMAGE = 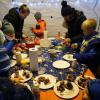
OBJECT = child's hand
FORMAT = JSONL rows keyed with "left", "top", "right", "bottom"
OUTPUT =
{"left": 71, "top": 43, "right": 78, "bottom": 49}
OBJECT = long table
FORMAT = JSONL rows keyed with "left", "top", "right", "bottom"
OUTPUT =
{"left": 11, "top": 40, "right": 95, "bottom": 100}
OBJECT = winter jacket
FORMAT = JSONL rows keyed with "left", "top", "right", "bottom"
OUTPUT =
{"left": 3, "top": 7, "right": 24, "bottom": 39}
{"left": 74, "top": 32, "right": 100, "bottom": 78}
{"left": 32, "top": 19, "right": 46, "bottom": 38}
{"left": 66, "top": 11, "right": 86, "bottom": 43}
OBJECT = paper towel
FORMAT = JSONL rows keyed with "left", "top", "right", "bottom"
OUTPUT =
{"left": 29, "top": 48, "right": 38, "bottom": 71}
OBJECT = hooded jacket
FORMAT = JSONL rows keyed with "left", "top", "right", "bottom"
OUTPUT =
{"left": 3, "top": 7, "right": 24, "bottom": 39}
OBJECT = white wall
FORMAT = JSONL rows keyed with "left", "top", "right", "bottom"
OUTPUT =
{"left": 0, "top": 0, "right": 100, "bottom": 37}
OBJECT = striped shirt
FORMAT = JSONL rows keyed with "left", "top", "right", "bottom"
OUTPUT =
{"left": 0, "top": 46, "right": 11, "bottom": 72}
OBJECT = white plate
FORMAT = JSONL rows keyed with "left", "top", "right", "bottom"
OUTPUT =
{"left": 13, "top": 53, "right": 28, "bottom": 59}
{"left": 48, "top": 37, "right": 64, "bottom": 40}
{"left": 33, "top": 74, "right": 56, "bottom": 89}
{"left": 10, "top": 60, "right": 16, "bottom": 67}
{"left": 48, "top": 49, "right": 61, "bottom": 53}
{"left": 48, "top": 37, "right": 55, "bottom": 40}
{"left": 63, "top": 54, "right": 76, "bottom": 61}
{"left": 53, "top": 60, "right": 70, "bottom": 69}
{"left": 75, "top": 75, "right": 95, "bottom": 90}
{"left": 11, "top": 70, "right": 33, "bottom": 82}
{"left": 54, "top": 81, "right": 79, "bottom": 99}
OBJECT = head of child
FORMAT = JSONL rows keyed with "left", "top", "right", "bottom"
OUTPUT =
{"left": 81, "top": 19, "right": 97, "bottom": 36}
{"left": 3, "top": 21, "right": 15, "bottom": 40}
{"left": 34, "top": 12, "right": 42, "bottom": 21}
{"left": 83, "top": 79, "right": 100, "bottom": 100}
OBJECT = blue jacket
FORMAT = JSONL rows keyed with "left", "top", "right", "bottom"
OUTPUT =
{"left": 4, "top": 39, "right": 15, "bottom": 55}
{"left": 87, "top": 79, "right": 100, "bottom": 100}
{"left": 73, "top": 32, "right": 100, "bottom": 78}
{"left": 0, "top": 40, "right": 14, "bottom": 72}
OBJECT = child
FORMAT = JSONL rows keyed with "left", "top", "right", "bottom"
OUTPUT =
{"left": 32, "top": 12, "right": 46, "bottom": 39}
{"left": 0, "top": 21, "right": 10, "bottom": 76}
{"left": 71, "top": 19, "right": 100, "bottom": 78}
{"left": 2, "top": 20, "right": 17, "bottom": 57}
{"left": 0, "top": 20, "right": 15, "bottom": 77}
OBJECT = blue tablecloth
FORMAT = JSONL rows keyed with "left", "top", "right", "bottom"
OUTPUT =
{"left": 10, "top": 40, "right": 87, "bottom": 82}
{"left": 36, "top": 47, "right": 87, "bottom": 80}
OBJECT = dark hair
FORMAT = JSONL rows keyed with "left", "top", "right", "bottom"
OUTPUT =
{"left": 0, "top": 77, "right": 34, "bottom": 100}
{"left": 61, "top": 0, "right": 67, "bottom": 7}
{"left": 61, "top": 0, "right": 75, "bottom": 17}
{"left": 19, "top": 4, "right": 30, "bottom": 14}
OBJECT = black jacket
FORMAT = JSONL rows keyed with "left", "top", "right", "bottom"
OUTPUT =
{"left": 66, "top": 11, "right": 86, "bottom": 43}
{"left": 3, "top": 7, "right": 24, "bottom": 39}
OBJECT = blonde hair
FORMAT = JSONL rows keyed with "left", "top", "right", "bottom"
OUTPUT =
{"left": 81, "top": 19, "right": 97, "bottom": 32}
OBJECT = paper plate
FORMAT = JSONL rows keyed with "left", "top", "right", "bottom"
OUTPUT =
{"left": 48, "top": 37, "right": 64, "bottom": 40}
{"left": 33, "top": 74, "right": 56, "bottom": 89}
{"left": 53, "top": 60, "right": 70, "bottom": 69}
{"left": 10, "top": 70, "right": 32, "bottom": 82}
{"left": 75, "top": 75, "right": 95, "bottom": 89}
{"left": 63, "top": 54, "right": 76, "bottom": 61}
{"left": 48, "top": 49, "right": 61, "bottom": 53}
{"left": 54, "top": 81, "right": 79, "bottom": 99}
{"left": 48, "top": 37, "right": 55, "bottom": 40}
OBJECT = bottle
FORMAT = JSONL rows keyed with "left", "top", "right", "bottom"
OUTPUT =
{"left": 15, "top": 52, "right": 22, "bottom": 65}
{"left": 57, "top": 32, "right": 61, "bottom": 40}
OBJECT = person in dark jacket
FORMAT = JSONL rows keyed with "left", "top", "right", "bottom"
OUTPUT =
{"left": 61, "top": 0, "right": 86, "bottom": 43}
{"left": 71, "top": 19, "right": 100, "bottom": 78}
{"left": 0, "top": 77, "right": 35, "bottom": 100}
{"left": 3, "top": 4, "right": 30, "bottom": 39}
